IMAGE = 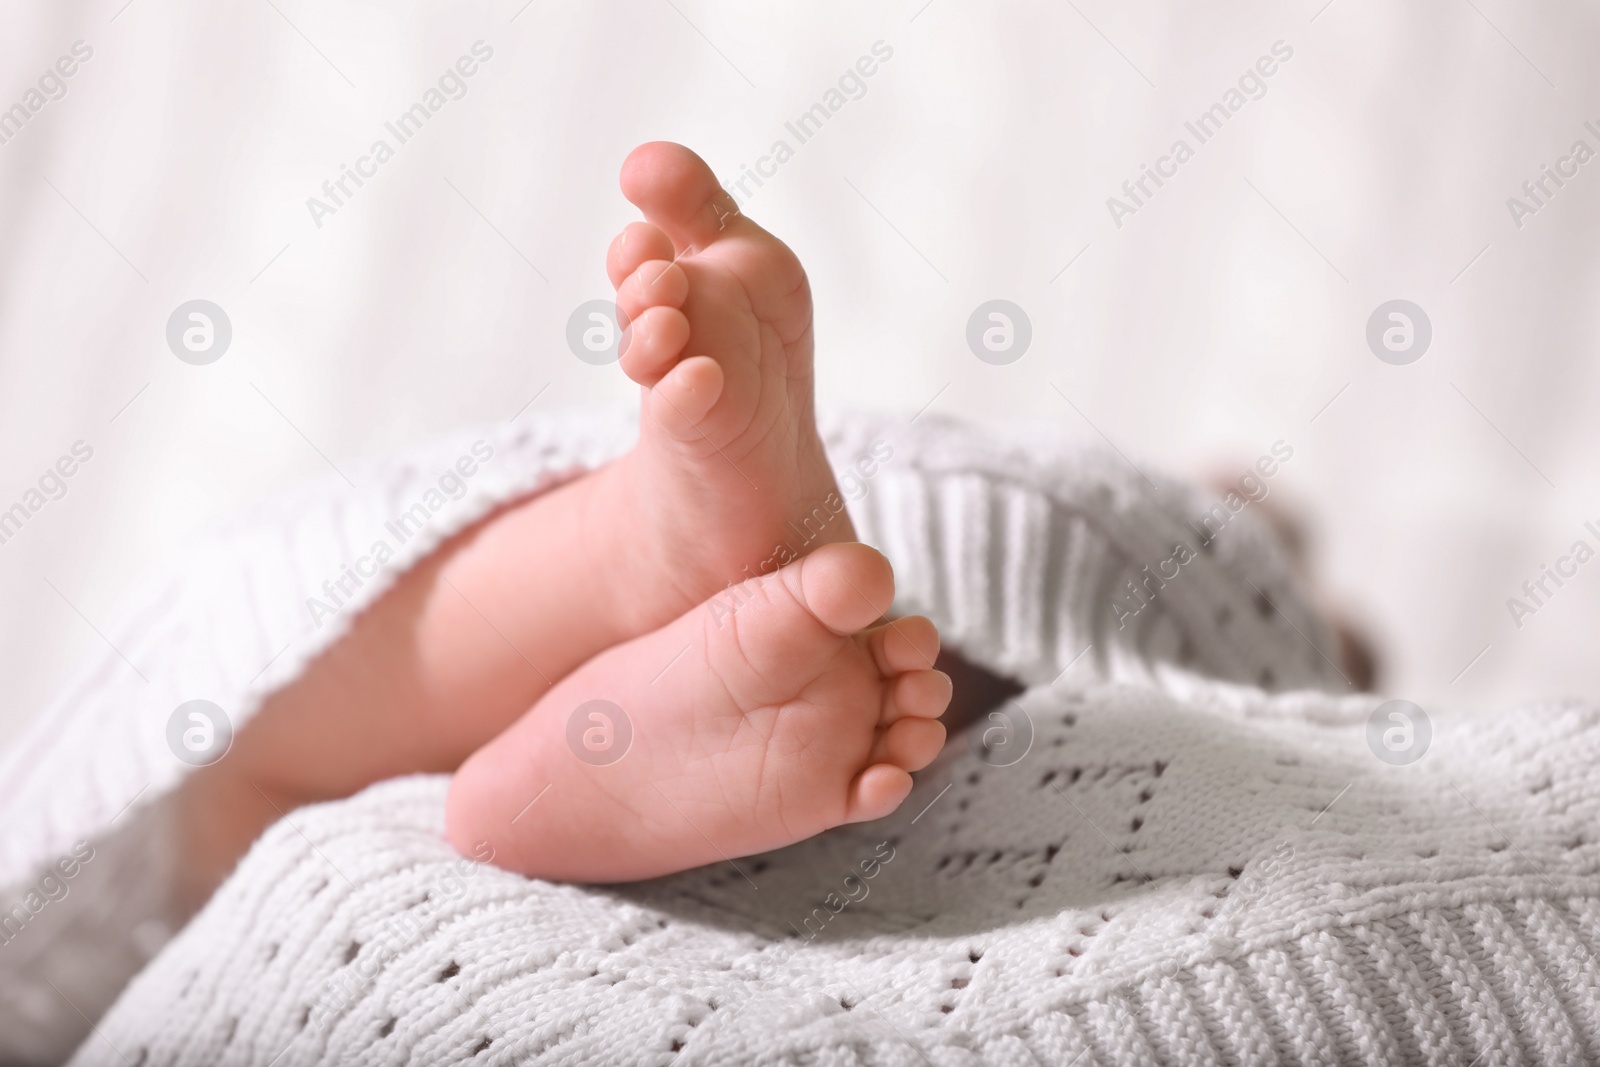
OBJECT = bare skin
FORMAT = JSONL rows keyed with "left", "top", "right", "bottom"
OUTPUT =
{"left": 447, "top": 544, "right": 950, "bottom": 882}
{"left": 175, "top": 143, "right": 947, "bottom": 899}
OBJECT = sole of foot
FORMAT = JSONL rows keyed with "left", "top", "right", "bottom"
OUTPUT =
{"left": 446, "top": 543, "right": 952, "bottom": 883}
{"left": 589, "top": 141, "right": 854, "bottom": 634}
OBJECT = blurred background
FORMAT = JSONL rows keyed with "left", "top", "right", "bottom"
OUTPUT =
{"left": 3, "top": 0, "right": 1599, "bottom": 748}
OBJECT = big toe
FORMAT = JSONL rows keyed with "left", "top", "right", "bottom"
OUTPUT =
{"left": 792, "top": 543, "right": 895, "bottom": 635}
{"left": 620, "top": 141, "right": 742, "bottom": 253}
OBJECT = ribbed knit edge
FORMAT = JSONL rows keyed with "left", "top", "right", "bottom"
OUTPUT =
{"left": 828, "top": 417, "right": 1347, "bottom": 700}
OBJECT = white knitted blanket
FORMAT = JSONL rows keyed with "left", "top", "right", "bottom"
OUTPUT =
{"left": 5, "top": 413, "right": 1599, "bottom": 1065}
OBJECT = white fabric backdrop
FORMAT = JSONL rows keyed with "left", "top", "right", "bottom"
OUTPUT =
{"left": 3, "top": 0, "right": 1599, "bottom": 748}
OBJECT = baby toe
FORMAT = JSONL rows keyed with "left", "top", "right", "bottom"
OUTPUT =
{"left": 647, "top": 356, "right": 724, "bottom": 432}
{"left": 871, "top": 717, "right": 946, "bottom": 772}
{"left": 620, "top": 141, "right": 743, "bottom": 255}
{"left": 789, "top": 543, "right": 894, "bottom": 636}
{"left": 606, "top": 221, "right": 675, "bottom": 288}
{"left": 616, "top": 258, "right": 689, "bottom": 320}
{"left": 619, "top": 306, "right": 691, "bottom": 385}
{"left": 883, "top": 669, "right": 953, "bottom": 723}
{"left": 867, "top": 616, "right": 940, "bottom": 674}
{"left": 846, "top": 764, "right": 913, "bottom": 824}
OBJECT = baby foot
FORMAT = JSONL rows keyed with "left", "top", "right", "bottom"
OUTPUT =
{"left": 589, "top": 142, "right": 854, "bottom": 631}
{"left": 445, "top": 544, "right": 951, "bottom": 883}
{"left": 170, "top": 144, "right": 867, "bottom": 899}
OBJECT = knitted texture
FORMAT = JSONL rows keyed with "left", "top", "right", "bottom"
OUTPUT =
{"left": 4, "top": 411, "right": 1493, "bottom": 1064}
{"left": 75, "top": 700, "right": 1600, "bottom": 1066}
{"left": 0, "top": 410, "right": 644, "bottom": 1064}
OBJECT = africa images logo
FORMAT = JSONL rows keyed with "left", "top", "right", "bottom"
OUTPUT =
{"left": 566, "top": 700, "right": 632, "bottom": 766}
